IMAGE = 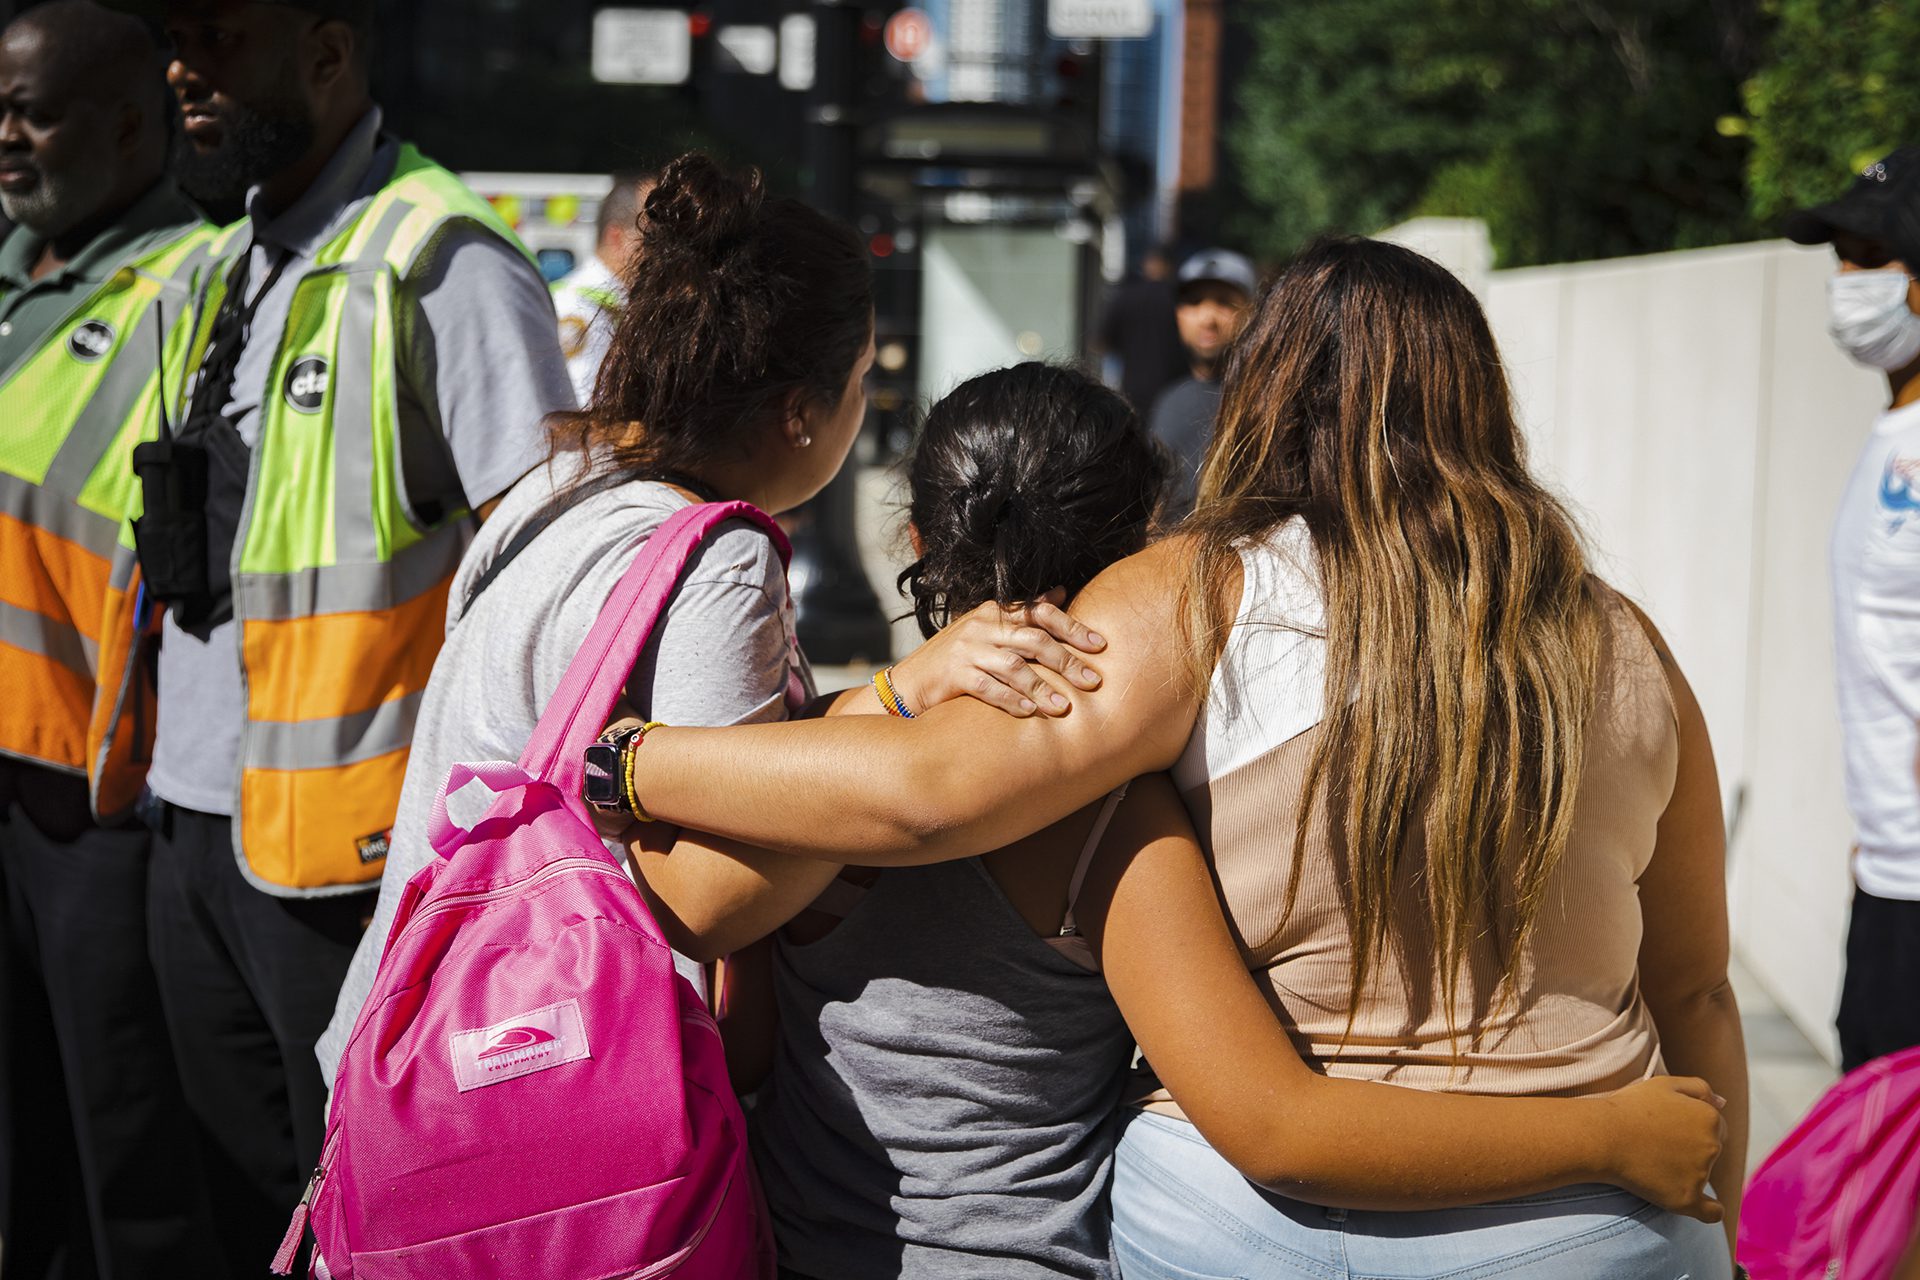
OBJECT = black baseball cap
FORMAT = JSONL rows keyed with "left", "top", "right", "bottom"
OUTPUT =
{"left": 1784, "top": 147, "right": 1920, "bottom": 265}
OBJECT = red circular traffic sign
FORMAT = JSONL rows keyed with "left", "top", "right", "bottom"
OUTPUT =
{"left": 885, "top": 8, "right": 932, "bottom": 62}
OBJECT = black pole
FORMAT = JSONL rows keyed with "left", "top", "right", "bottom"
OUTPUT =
{"left": 789, "top": 0, "right": 892, "bottom": 665}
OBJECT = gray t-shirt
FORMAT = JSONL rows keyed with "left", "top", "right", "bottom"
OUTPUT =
{"left": 1147, "top": 375, "right": 1221, "bottom": 522}
{"left": 146, "top": 106, "right": 574, "bottom": 815}
{"left": 319, "top": 466, "right": 809, "bottom": 1083}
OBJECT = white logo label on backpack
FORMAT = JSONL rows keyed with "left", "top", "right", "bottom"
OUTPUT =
{"left": 449, "top": 999, "right": 590, "bottom": 1091}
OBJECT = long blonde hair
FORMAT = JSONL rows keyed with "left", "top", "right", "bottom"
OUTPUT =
{"left": 1184, "top": 237, "right": 1604, "bottom": 1031}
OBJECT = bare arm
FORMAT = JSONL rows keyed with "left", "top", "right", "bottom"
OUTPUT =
{"left": 632, "top": 539, "right": 1206, "bottom": 865}
{"left": 633, "top": 595, "right": 1116, "bottom": 959}
{"left": 1625, "top": 602, "right": 1749, "bottom": 1245}
{"left": 1077, "top": 775, "right": 1727, "bottom": 1217}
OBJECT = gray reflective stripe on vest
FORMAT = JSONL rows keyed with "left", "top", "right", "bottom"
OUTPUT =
{"left": 351, "top": 198, "right": 416, "bottom": 271}
{"left": 331, "top": 271, "right": 382, "bottom": 563}
{"left": 232, "top": 525, "right": 467, "bottom": 620}
{"left": 41, "top": 239, "right": 217, "bottom": 499}
{"left": 0, "top": 596, "right": 97, "bottom": 680}
{"left": 328, "top": 198, "right": 416, "bottom": 563}
{"left": 107, "top": 546, "right": 137, "bottom": 591}
{"left": 0, "top": 470, "right": 124, "bottom": 561}
{"left": 243, "top": 686, "right": 422, "bottom": 770}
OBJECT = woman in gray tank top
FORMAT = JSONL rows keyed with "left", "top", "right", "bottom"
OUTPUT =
{"left": 628, "top": 360, "right": 1736, "bottom": 1277}
{"left": 748, "top": 365, "right": 1160, "bottom": 1280}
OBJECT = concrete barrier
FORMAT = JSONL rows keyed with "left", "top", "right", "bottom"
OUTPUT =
{"left": 1469, "top": 233, "right": 1884, "bottom": 1061}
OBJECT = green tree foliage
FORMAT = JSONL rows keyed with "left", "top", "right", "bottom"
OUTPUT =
{"left": 1223, "top": 0, "right": 1763, "bottom": 267}
{"left": 1740, "top": 0, "right": 1920, "bottom": 225}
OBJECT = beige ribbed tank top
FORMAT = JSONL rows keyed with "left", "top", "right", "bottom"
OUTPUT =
{"left": 1164, "top": 518, "right": 1677, "bottom": 1098}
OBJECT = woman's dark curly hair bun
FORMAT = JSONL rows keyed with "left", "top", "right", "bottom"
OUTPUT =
{"left": 640, "top": 153, "right": 765, "bottom": 263}
{"left": 546, "top": 152, "right": 872, "bottom": 494}
{"left": 899, "top": 363, "right": 1167, "bottom": 637}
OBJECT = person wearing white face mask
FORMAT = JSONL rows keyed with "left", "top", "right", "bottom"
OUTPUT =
{"left": 1787, "top": 148, "right": 1920, "bottom": 1071}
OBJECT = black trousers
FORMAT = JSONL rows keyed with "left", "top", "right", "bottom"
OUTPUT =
{"left": 144, "top": 802, "right": 367, "bottom": 1279}
{"left": 1837, "top": 883, "right": 1920, "bottom": 1073}
{"left": 0, "top": 763, "right": 218, "bottom": 1280}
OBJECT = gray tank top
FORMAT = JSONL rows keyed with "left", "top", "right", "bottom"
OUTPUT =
{"left": 751, "top": 818, "right": 1134, "bottom": 1280}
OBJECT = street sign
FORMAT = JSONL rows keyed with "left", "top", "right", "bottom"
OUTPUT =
{"left": 591, "top": 9, "right": 692, "bottom": 85}
{"left": 716, "top": 24, "right": 777, "bottom": 75}
{"left": 778, "top": 13, "right": 815, "bottom": 91}
{"left": 1046, "top": 0, "right": 1152, "bottom": 39}
{"left": 884, "top": 8, "right": 933, "bottom": 63}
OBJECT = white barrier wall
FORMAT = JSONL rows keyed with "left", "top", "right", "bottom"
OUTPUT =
{"left": 1472, "top": 239, "right": 1886, "bottom": 1061}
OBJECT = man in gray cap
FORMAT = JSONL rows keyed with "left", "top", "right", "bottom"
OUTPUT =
{"left": 1148, "top": 247, "right": 1257, "bottom": 521}
{"left": 141, "top": 0, "right": 573, "bottom": 1268}
{"left": 1785, "top": 147, "right": 1920, "bottom": 1073}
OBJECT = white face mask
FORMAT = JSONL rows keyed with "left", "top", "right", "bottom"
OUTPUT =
{"left": 1829, "top": 270, "right": 1920, "bottom": 371}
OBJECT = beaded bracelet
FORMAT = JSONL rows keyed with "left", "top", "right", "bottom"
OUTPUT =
{"left": 622, "top": 721, "right": 667, "bottom": 821}
{"left": 871, "top": 666, "right": 915, "bottom": 718}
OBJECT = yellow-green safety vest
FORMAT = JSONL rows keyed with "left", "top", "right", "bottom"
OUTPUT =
{"left": 0, "top": 222, "right": 220, "bottom": 818}
{"left": 177, "top": 143, "right": 536, "bottom": 894}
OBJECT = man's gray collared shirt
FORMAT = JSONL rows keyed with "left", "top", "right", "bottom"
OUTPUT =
{"left": 0, "top": 180, "right": 204, "bottom": 380}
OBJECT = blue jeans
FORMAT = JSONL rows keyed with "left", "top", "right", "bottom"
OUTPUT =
{"left": 1111, "top": 1109, "right": 1732, "bottom": 1280}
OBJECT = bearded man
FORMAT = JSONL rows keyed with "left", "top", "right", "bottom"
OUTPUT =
{"left": 0, "top": 4, "right": 222, "bottom": 1276}
{"left": 136, "top": 1, "right": 573, "bottom": 1269}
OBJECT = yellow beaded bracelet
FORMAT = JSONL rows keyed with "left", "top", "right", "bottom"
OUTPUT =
{"left": 872, "top": 666, "right": 915, "bottom": 718}
{"left": 622, "top": 721, "right": 667, "bottom": 822}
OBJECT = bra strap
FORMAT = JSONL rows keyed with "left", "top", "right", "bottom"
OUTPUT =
{"left": 1059, "top": 783, "right": 1130, "bottom": 938}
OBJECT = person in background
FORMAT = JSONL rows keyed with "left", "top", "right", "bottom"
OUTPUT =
{"left": 1149, "top": 247, "right": 1255, "bottom": 520}
{"left": 1094, "top": 243, "right": 1184, "bottom": 415}
{"left": 0, "top": 6, "right": 222, "bottom": 1275}
{"left": 1785, "top": 148, "right": 1920, "bottom": 1072}
{"left": 142, "top": 0, "right": 574, "bottom": 1271}
{"left": 553, "top": 169, "right": 655, "bottom": 403}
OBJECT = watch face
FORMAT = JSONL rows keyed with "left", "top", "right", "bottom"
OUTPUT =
{"left": 583, "top": 742, "right": 622, "bottom": 808}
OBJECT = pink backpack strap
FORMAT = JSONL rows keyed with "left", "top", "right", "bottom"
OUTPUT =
{"left": 519, "top": 501, "right": 791, "bottom": 800}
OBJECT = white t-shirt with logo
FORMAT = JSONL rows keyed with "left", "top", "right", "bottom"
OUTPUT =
{"left": 551, "top": 254, "right": 624, "bottom": 405}
{"left": 1832, "top": 399, "right": 1920, "bottom": 900}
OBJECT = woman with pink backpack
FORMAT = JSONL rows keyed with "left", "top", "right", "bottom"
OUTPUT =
{"left": 309, "top": 154, "right": 1116, "bottom": 1277}
{"left": 618, "top": 239, "right": 1749, "bottom": 1278}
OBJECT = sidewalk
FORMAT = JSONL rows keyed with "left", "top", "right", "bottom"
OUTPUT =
{"left": 1733, "top": 957, "right": 1835, "bottom": 1172}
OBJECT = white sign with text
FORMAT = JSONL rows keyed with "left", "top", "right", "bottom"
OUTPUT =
{"left": 591, "top": 9, "right": 692, "bottom": 85}
{"left": 1046, "top": 0, "right": 1152, "bottom": 39}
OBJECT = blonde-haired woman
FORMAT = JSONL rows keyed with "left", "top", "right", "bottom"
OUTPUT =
{"left": 623, "top": 237, "right": 1744, "bottom": 1277}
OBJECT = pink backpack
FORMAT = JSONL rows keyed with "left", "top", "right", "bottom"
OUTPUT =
{"left": 1739, "top": 1045, "right": 1920, "bottom": 1279}
{"left": 275, "top": 502, "right": 782, "bottom": 1279}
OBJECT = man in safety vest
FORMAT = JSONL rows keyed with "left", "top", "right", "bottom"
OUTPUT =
{"left": 0, "top": 3, "right": 222, "bottom": 1275}
{"left": 551, "top": 169, "right": 654, "bottom": 402}
{"left": 143, "top": 1, "right": 573, "bottom": 1268}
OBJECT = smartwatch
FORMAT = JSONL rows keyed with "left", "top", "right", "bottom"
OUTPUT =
{"left": 583, "top": 724, "right": 644, "bottom": 813}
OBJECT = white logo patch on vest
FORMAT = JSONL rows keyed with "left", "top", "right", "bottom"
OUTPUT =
{"left": 67, "top": 320, "right": 116, "bottom": 362}
{"left": 284, "top": 356, "right": 329, "bottom": 412}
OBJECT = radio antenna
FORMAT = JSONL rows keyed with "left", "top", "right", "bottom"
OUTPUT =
{"left": 152, "top": 303, "right": 172, "bottom": 441}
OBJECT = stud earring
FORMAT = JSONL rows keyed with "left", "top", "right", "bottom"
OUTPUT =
{"left": 797, "top": 434, "right": 813, "bottom": 448}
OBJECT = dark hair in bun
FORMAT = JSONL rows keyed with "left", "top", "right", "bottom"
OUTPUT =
{"left": 898, "top": 363, "right": 1167, "bottom": 637}
{"left": 547, "top": 152, "right": 872, "bottom": 489}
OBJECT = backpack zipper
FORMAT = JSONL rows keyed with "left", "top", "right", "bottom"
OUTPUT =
{"left": 615, "top": 1152, "right": 738, "bottom": 1280}
{"left": 1828, "top": 1066, "right": 1892, "bottom": 1274}
{"left": 391, "top": 857, "right": 629, "bottom": 948}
